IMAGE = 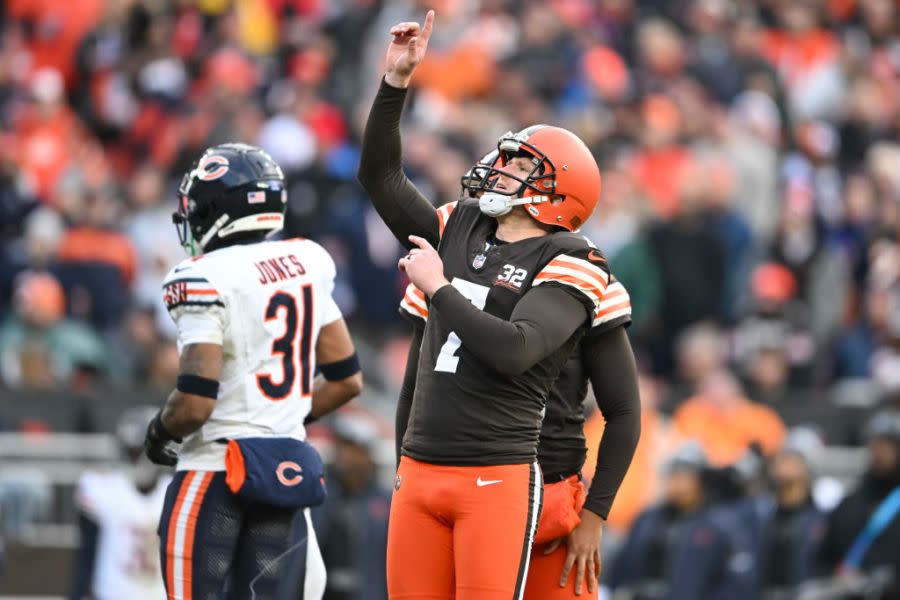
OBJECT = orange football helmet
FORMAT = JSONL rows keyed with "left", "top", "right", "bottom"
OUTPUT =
{"left": 470, "top": 125, "right": 602, "bottom": 231}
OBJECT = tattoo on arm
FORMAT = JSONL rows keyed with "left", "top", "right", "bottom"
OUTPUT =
{"left": 180, "top": 345, "right": 205, "bottom": 375}
{"left": 178, "top": 343, "right": 222, "bottom": 379}
{"left": 162, "top": 343, "right": 222, "bottom": 436}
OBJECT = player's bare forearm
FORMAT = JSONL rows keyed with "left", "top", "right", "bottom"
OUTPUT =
{"left": 309, "top": 372, "right": 363, "bottom": 420}
{"left": 161, "top": 343, "right": 222, "bottom": 438}
{"left": 307, "top": 318, "right": 363, "bottom": 421}
{"left": 160, "top": 389, "right": 214, "bottom": 438}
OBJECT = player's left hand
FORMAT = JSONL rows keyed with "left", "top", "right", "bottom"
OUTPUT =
{"left": 557, "top": 508, "right": 604, "bottom": 595}
{"left": 144, "top": 411, "right": 181, "bottom": 467}
{"left": 399, "top": 235, "right": 449, "bottom": 297}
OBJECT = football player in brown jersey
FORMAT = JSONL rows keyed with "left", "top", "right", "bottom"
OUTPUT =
{"left": 358, "top": 11, "right": 639, "bottom": 600}
{"left": 396, "top": 150, "right": 639, "bottom": 600}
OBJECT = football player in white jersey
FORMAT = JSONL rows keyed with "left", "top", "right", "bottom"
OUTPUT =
{"left": 72, "top": 406, "right": 171, "bottom": 600}
{"left": 143, "top": 143, "right": 363, "bottom": 600}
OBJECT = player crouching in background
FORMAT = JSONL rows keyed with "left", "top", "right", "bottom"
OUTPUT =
{"left": 71, "top": 406, "right": 171, "bottom": 600}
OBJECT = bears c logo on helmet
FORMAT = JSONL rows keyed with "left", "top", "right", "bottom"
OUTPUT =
{"left": 196, "top": 154, "right": 230, "bottom": 181}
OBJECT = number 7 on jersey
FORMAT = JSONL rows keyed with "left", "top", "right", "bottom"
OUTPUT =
{"left": 434, "top": 278, "right": 489, "bottom": 373}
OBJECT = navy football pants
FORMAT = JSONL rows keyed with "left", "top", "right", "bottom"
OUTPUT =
{"left": 158, "top": 470, "right": 325, "bottom": 599}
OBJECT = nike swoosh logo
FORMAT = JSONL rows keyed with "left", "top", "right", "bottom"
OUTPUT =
{"left": 173, "top": 265, "right": 192, "bottom": 273}
{"left": 587, "top": 250, "right": 606, "bottom": 263}
{"left": 476, "top": 477, "right": 503, "bottom": 487}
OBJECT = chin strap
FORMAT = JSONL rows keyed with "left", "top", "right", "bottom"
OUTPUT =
{"left": 198, "top": 213, "right": 230, "bottom": 251}
{"left": 189, "top": 212, "right": 284, "bottom": 255}
{"left": 182, "top": 238, "right": 200, "bottom": 257}
{"left": 478, "top": 192, "right": 551, "bottom": 217}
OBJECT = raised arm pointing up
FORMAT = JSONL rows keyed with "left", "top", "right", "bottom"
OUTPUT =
{"left": 357, "top": 10, "right": 442, "bottom": 250}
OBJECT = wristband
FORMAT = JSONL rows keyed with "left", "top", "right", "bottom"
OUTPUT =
{"left": 318, "top": 353, "right": 361, "bottom": 381}
{"left": 176, "top": 374, "right": 220, "bottom": 399}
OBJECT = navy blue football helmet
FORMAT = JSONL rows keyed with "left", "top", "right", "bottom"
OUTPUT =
{"left": 174, "top": 143, "right": 287, "bottom": 255}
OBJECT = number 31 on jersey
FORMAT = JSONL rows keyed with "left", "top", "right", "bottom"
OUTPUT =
{"left": 257, "top": 287, "right": 313, "bottom": 400}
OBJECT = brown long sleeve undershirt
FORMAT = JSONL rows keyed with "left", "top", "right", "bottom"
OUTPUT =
{"left": 357, "top": 78, "right": 440, "bottom": 249}
{"left": 580, "top": 327, "right": 641, "bottom": 518}
{"left": 429, "top": 283, "right": 591, "bottom": 376}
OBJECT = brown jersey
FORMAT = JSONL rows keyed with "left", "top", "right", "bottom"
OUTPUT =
{"left": 399, "top": 220, "right": 633, "bottom": 475}
{"left": 401, "top": 202, "right": 613, "bottom": 465}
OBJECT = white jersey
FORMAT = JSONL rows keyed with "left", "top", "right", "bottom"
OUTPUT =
{"left": 162, "top": 237, "right": 342, "bottom": 471}
{"left": 75, "top": 470, "right": 171, "bottom": 600}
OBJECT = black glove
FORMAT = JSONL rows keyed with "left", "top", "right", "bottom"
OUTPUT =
{"left": 144, "top": 411, "right": 182, "bottom": 467}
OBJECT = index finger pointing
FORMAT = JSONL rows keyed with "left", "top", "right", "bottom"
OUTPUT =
{"left": 408, "top": 235, "right": 433, "bottom": 250}
{"left": 421, "top": 10, "right": 435, "bottom": 44}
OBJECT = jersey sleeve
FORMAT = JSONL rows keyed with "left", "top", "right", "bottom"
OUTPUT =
{"left": 162, "top": 261, "right": 227, "bottom": 347}
{"left": 588, "top": 275, "right": 632, "bottom": 336}
{"left": 396, "top": 201, "right": 458, "bottom": 321}
{"left": 532, "top": 248, "right": 610, "bottom": 320}
{"left": 397, "top": 201, "right": 454, "bottom": 322}
{"left": 399, "top": 283, "right": 428, "bottom": 322}
{"left": 305, "top": 240, "right": 343, "bottom": 326}
{"left": 436, "top": 201, "right": 458, "bottom": 239}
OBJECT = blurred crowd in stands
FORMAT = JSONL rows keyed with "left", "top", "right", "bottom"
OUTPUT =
{"left": 1, "top": 0, "right": 900, "bottom": 598}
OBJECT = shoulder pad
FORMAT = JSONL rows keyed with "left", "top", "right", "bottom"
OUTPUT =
{"left": 437, "top": 201, "right": 459, "bottom": 238}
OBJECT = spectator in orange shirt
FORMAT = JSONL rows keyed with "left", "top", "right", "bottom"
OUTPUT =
{"left": 13, "top": 69, "right": 86, "bottom": 203}
{"left": 5, "top": 0, "right": 105, "bottom": 86}
{"left": 759, "top": 2, "right": 844, "bottom": 120}
{"left": 673, "top": 369, "right": 786, "bottom": 467}
{"left": 56, "top": 183, "right": 136, "bottom": 330}
{"left": 57, "top": 185, "right": 135, "bottom": 285}
{"left": 0, "top": 207, "right": 64, "bottom": 318}
{"left": 0, "top": 272, "right": 108, "bottom": 388}
{"left": 628, "top": 95, "right": 694, "bottom": 220}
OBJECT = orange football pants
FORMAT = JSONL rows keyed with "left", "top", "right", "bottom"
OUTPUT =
{"left": 525, "top": 476, "right": 595, "bottom": 600}
{"left": 524, "top": 541, "right": 598, "bottom": 600}
{"left": 386, "top": 456, "right": 543, "bottom": 600}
